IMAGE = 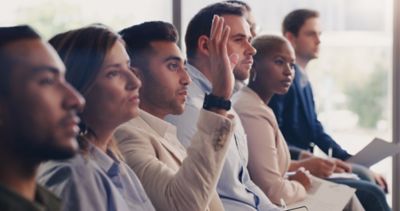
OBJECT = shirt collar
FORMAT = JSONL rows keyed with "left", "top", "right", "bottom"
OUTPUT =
{"left": 186, "top": 63, "right": 212, "bottom": 93}
{"left": 139, "top": 109, "right": 177, "bottom": 139}
{"left": 88, "top": 142, "right": 120, "bottom": 177}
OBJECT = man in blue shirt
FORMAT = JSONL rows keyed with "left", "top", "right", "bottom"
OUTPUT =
{"left": 269, "top": 9, "right": 391, "bottom": 211}
{"left": 166, "top": 2, "right": 280, "bottom": 211}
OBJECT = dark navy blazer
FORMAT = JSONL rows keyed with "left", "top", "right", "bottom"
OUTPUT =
{"left": 269, "top": 64, "right": 351, "bottom": 160}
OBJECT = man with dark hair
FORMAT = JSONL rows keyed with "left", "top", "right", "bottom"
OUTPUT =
{"left": 269, "top": 9, "right": 391, "bottom": 211}
{"left": 0, "top": 25, "right": 84, "bottom": 210}
{"left": 225, "top": 0, "right": 258, "bottom": 93}
{"left": 114, "top": 20, "right": 235, "bottom": 211}
{"left": 166, "top": 2, "right": 280, "bottom": 211}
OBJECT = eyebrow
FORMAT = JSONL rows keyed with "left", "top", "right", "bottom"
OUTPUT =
{"left": 163, "top": 56, "right": 185, "bottom": 63}
{"left": 274, "top": 55, "right": 295, "bottom": 62}
{"left": 231, "top": 33, "right": 248, "bottom": 39}
{"left": 103, "top": 60, "right": 130, "bottom": 69}
{"left": 31, "top": 66, "right": 61, "bottom": 75}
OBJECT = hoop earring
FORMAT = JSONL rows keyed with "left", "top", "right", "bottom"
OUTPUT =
{"left": 251, "top": 71, "right": 257, "bottom": 82}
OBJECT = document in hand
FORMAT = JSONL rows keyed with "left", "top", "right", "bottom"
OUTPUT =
{"left": 287, "top": 176, "right": 355, "bottom": 211}
{"left": 347, "top": 137, "right": 400, "bottom": 167}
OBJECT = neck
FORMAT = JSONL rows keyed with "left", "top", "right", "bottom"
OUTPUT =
{"left": 188, "top": 57, "right": 212, "bottom": 82}
{"left": 0, "top": 149, "right": 38, "bottom": 201}
{"left": 248, "top": 83, "right": 273, "bottom": 104}
{"left": 295, "top": 54, "right": 309, "bottom": 70}
{"left": 88, "top": 124, "right": 114, "bottom": 153}
{"left": 140, "top": 101, "right": 167, "bottom": 119}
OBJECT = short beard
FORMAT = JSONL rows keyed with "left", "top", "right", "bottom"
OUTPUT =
{"left": 12, "top": 135, "right": 77, "bottom": 162}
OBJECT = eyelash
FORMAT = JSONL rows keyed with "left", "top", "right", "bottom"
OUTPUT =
{"left": 274, "top": 59, "right": 285, "bottom": 65}
{"left": 106, "top": 70, "right": 120, "bottom": 78}
{"left": 39, "top": 77, "right": 56, "bottom": 85}
{"left": 167, "top": 63, "right": 180, "bottom": 71}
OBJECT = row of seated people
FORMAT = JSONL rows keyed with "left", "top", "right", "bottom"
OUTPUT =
{"left": 0, "top": 1, "right": 391, "bottom": 211}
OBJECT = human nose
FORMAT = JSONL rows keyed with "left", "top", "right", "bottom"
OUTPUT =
{"left": 245, "top": 40, "right": 257, "bottom": 56}
{"left": 180, "top": 67, "right": 191, "bottom": 86}
{"left": 126, "top": 69, "right": 142, "bottom": 91}
{"left": 62, "top": 82, "right": 85, "bottom": 113}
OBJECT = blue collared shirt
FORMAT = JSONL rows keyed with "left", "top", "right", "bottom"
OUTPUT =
{"left": 38, "top": 143, "right": 155, "bottom": 211}
{"left": 166, "top": 63, "right": 281, "bottom": 211}
{"left": 89, "top": 143, "right": 155, "bottom": 211}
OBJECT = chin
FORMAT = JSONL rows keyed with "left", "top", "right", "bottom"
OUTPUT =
{"left": 234, "top": 69, "right": 250, "bottom": 81}
{"left": 277, "top": 88, "right": 289, "bottom": 95}
{"left": 171, "top": 105, "right": 185, "bottom": 115}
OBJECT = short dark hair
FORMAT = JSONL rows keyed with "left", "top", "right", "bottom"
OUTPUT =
{"left": 185, "top": 2, "right": 244, "bottom": 59}
{"left": 0, "top": 25, "right": 41, "bottom": 97}
{"left": 282, "top": 9, "right": 319, "bottom": 36}
{"left": 252, "top": 35, "right": 289, "bottom": 63}
{"left": 225, "top": 0, "right": 251, "bottom": 11}
{"left": 119, "top": 21, "right": 178, "bottom": 68}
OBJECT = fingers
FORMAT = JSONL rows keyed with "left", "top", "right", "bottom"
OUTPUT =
{"left": 323, "top": 158, "right": 335, "bottom": 167}
{"left": 210, "top": 15, "right": 225, "bottom": 46}
{"left": 374, "top": 173, "right": 388, "bottom": 193}
{"left": 229, "top": 53, "right": 239, "bottom": 67}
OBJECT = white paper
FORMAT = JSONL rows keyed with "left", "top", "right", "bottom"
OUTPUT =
{"left": 287, "top": 176, "right": 355, "bottom": 211}
{"left": 347, "top": 137, "right": 400, "bottom": 167}
{"left": 328, "top": 172, "right": 360, "bottom": 180}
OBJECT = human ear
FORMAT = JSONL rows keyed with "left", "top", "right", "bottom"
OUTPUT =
{"left": 197, "top": 35, "right": 210, "bottom": 57}
{"left": 284, "top": 32, "right": 296, "bottom": 48}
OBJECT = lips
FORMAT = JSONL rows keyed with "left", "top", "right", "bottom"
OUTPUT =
{"left": 128, "top": 95, "right": 140, "bottom": 104}
{"left": 177, "top": 87, "right": 188, "bottom": 97}
{"left": 281, "top": 79, "right": 292, "bottom": 87}
{"left": 242, "top": 59, "right": 253, "bottom": 65}
{"left": 61, "top": 114, "right": 81, "bottom": 136}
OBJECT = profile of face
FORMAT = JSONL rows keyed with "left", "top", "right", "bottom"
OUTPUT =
{"left": 138, "top": 41, "right": 190, "bottom": 116}
{"left": 83, "top": 40, "right": 141, "bottom": 129}
{"left": 289, "top": 17, "right": 321, "bottom": 61}
{"left": 255, "top": 42, "right": 295, "bottom": 96}
{"left": 223, "top": 15, "right": 257, "bottom": 81}
{"left": 1, "top": 39, "right": 84, "bottom": 160}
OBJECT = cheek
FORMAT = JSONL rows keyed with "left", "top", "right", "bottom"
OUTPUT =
{"left": 87, "top": 83, "right": 125, "bottom": 113}
{"left": 17, "top": 94, "right": 61, "bottom": 139}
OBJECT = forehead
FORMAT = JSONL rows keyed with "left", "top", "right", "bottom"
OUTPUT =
{"left": 102, "top": 40, "right": 129, "bottom": 65}
{"left": 5, "top": 39, "right": 65, "bottom": 75}
{"left": 265, "top": 42, "right": 295, "bottom": 60}
{"left": 149, "top": 41, "right": 184, "bottom": 60}
{"left": 300, "top": 17, "right": 321, "bottom": 32}
{"left": 280, "top": 42, "right": 295, "bottom": 59}
{"left": 221, "top": 15, "right": 251, "bottom": 37}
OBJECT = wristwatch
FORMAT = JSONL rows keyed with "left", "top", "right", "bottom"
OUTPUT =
{"left": 202, "top": 93, "right": 231, "bottom": 111}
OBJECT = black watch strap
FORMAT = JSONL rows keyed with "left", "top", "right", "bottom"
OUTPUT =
{"left": 203, "top": 93, "right": 231, "bottom": 111}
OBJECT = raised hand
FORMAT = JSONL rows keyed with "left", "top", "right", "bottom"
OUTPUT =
{"left": 208, "top": 15, "right": 238, "bottom": 100}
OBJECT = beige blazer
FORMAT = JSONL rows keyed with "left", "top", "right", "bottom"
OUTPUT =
{"left": 114, "top": 109, "right": 234, "bottom": 211}
{"left": 232, "top": 87, "right": 306, "bottom": 205}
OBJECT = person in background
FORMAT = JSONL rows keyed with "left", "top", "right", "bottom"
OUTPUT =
{"left": 0, "top": 25, "right": 84, "bottom": 211}
{"left": 114, "top": 20, "right": 235, "bottom": 211}
{"left": 166, "top": 2, "right": 280, "bottom": 211}
{"left": 226, "top": 0, "right": 258, "bottom": 93}
{"left": 38, "top": 24, "right": 155, "bottom": 211}
{"left": 233, "top": 34, "right": 391, "bottom": 211}
{"left": 269, "top": 9, "right": 389, "bottom": 193}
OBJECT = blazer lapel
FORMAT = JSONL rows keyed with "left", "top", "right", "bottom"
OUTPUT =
{"left": 135, "top": 115, "right": 186, "bottom": 164}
